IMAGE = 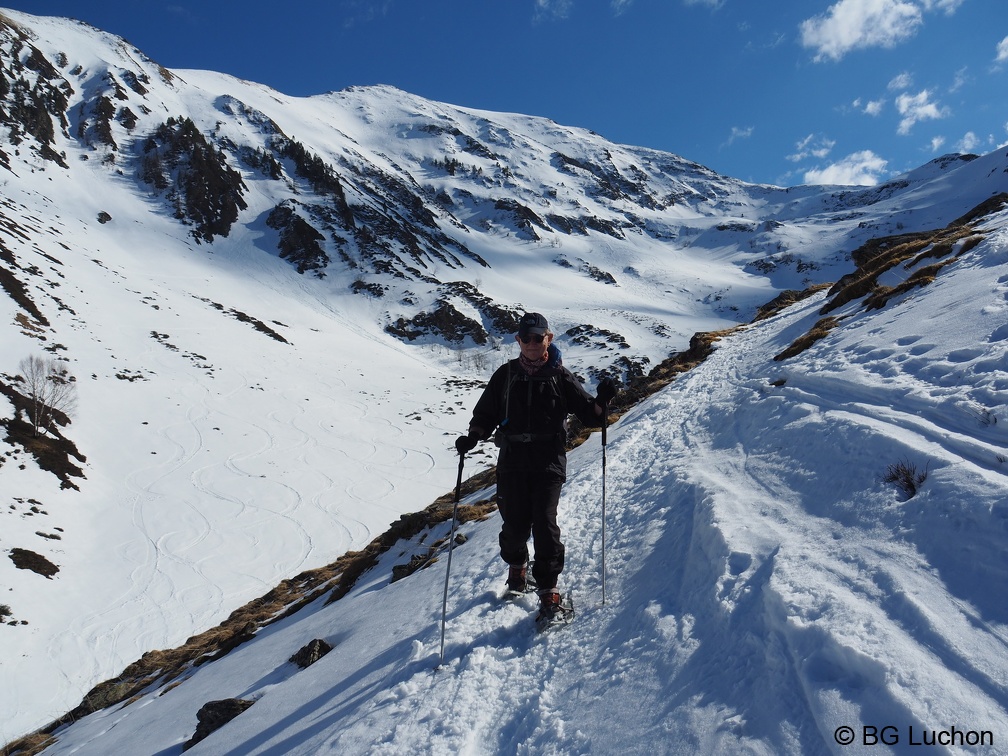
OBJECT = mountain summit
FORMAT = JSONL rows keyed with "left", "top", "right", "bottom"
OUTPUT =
{"left": 1, "top": 9, "right": 1007, "bottom": 753}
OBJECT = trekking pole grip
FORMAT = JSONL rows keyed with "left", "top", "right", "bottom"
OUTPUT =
{"left": 601, "top": 401, "right": 608, "bottom": 445}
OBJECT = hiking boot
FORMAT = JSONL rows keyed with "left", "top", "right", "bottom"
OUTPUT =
{"left": 536, "top": 590, "right": 562, "bottom": 621}
{"left": 506, "top": 563, "right": 528, "bottom": 593}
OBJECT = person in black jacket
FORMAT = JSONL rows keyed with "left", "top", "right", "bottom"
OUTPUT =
{"left": 456, "top": 312, "right": 617, "bottom": 622}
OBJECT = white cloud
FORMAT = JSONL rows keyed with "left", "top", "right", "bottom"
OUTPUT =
{"left": 917, "top": 0, "right": 965, "bottom": 12}
{"left": 534, "top": 0, "right": 573, "bottom": 22}
{"left": 800, "top": 0, "right": 923, "bottom": 61}
{"left": 864, "top": 98, "right": 885, "bottom": 115}
{"left": 804, "top": 150, "right": 888, "bottom": 185}
{"left": 722, "top": 126, "right": 754, "bottom": 148}
{"left": 611, "top": 0, "right": 634, "bottom": 14}
{"left": 888, "top": 71, "right": 913, "bottom": 91}
{"left": 895, "top": 89, "right": 949, "bottom": 134}
{"left": 996, "top": 36, "right": 1008, "bottom": 64}
{"left": 683, "top": 0, "right": 725, "bottom": 8}
{"left": 339, "top": 0, "right": 392, "bottom": 29}
{"left": 787, "top": 133, "right": 837, "bottom": 162}
{"left": 949, "top": 67, "right": 969, "bottom": 93}
{"left": 929, "top": 136, "right": 946, "bottom": 152}
{"left": 955, "top": 131, "right": 981, "bottom": 153}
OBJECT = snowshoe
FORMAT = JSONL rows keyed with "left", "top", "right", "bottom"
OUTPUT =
{"left": 503, "top": 561, "right": 537, "bottom": 599}
{"left": 535, "top": 591, "right": 574, "bottom": 633}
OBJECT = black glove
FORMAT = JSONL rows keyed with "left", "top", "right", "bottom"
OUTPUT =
{"left": 595, "top": 377, "right": 618, "bottom": 405}
{"left": 455, "top": 434, "right": 478, "bottom": 454}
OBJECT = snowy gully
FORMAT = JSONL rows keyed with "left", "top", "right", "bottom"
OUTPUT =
{"left": 841, "top": 725, "right": 996, "bottom": 747}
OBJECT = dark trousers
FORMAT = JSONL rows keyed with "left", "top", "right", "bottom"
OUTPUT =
{"left": 496, "top": 468, "right": 565, "bottom": 591}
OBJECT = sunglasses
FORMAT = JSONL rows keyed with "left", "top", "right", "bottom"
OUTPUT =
{"left": 519, "top": 333, "right": 546, "bottom": 344}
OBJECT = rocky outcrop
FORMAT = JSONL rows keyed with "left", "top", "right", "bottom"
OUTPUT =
{"left": 137, "top": 117, "right": 248, "bottom": 243}
{"left": 289, "top": 639, "right": 333, "bottom": 669}
{"left": 183, "top": 699, "right": 255, "bottom": 751}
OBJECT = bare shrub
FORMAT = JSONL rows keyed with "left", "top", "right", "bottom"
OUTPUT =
{"left": 17, "top": 355, "right": 78, "bottom": 437}
{"left": 884, "top": 458, "right": 929, "bottom": 499}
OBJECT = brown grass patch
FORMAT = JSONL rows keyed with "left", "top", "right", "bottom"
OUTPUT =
{"left": 1, "top": 732, "right": 56, "bottom": 756}
{"left": 864, "top": 259, "right": 956, "bottom": 310}
{"left": 774, "top": 317, "right": 841, "bottom": 361}
{"left": 774, "top": 193, "right": 1008, "bottom": 361}
{"left": 822, "top": 234, "right": 936, "bottom": 315}
{"left": 753, "top": 284, "right": 833, "bottom": 322}
{"left": 821, "top": 194, "right": 1006, "bottom": 317}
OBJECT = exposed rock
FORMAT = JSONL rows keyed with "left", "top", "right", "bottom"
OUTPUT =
{"left": 8, "top": 547, "right": 58, "bottom": 578}
{"left": 386, "top": 300, "right": 487, "bottom": 345}
{"left": 183, "top": 698, "right": 255, "bottom": 751}
{"left": 289, "top": 638, "right": 333, "bottom": 669}
{"left": 493, "top": 198, "right": 549, "bottom": 241}
{"left": 266, "top": 202, "right": 329, "bottom": 275}
{"left": 137, "top": 116, "right": 248, "bottom": 243}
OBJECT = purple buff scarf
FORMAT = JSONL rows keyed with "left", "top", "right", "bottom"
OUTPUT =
{"left": 519, "top": 343, "right": 562, "bottom": 375}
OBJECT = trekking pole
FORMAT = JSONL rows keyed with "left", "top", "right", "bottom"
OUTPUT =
{"left": 439, "top": 452, "right": 466, "bottom": 667}
{"left": 601, "top": 401, "right": 608, "bottom": 605}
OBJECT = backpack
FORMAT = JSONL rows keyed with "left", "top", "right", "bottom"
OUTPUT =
{"left": 493, "top": 361, "right": 568, "bottom": 447}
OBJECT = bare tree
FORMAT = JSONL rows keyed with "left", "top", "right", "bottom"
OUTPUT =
{"left": 18, "top": 355, "right": 78, "bottom": 437}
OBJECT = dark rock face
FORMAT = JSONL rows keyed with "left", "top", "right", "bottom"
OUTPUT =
{"left": 266, "top": 201, "right": 330, "bottom": 275}
{"left": 138, "top": 117, "right": 248, "bottom": 243}
{"left": 8, "top": 547, "right": 59, "bottom": 578}
{"left": 183, "top": 698, "right": 255, "bottom": 751}
{"left": 289, "top": 638, "right": 333, "bottom": 669}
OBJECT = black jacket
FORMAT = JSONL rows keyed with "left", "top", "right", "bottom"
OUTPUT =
{"left": 469, "top": 349, "right": 601, "bottom": 477}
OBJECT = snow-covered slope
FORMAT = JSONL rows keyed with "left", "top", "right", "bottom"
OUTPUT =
{"left": 0, "top": 8, "right": 1006, "bottom": 750}
{"left": 27, "top": 205, "right": 1008, "bottom": 755}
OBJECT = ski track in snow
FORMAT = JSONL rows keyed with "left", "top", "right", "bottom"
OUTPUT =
{"left": 24, "top": 305, "right": 458, "bottom": 737}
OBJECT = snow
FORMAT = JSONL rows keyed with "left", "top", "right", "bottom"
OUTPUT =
{"left": 0, "top": 8, "right": 1006, "bottom": 754}
{"left": 30, "top": 223, "right": 1008, "bottom": 754}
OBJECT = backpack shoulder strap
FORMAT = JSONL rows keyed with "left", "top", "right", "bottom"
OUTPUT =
{"left": 504, "top": 361, "right": 512, "bottom": 420}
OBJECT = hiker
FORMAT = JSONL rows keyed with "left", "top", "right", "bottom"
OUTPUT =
{"left": 455, "top": 312, "right": 618, "bottom": 623}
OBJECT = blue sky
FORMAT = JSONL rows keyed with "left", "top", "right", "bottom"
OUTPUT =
{"left": 7, "top": 0, "right": 1008, "bottom": 186}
